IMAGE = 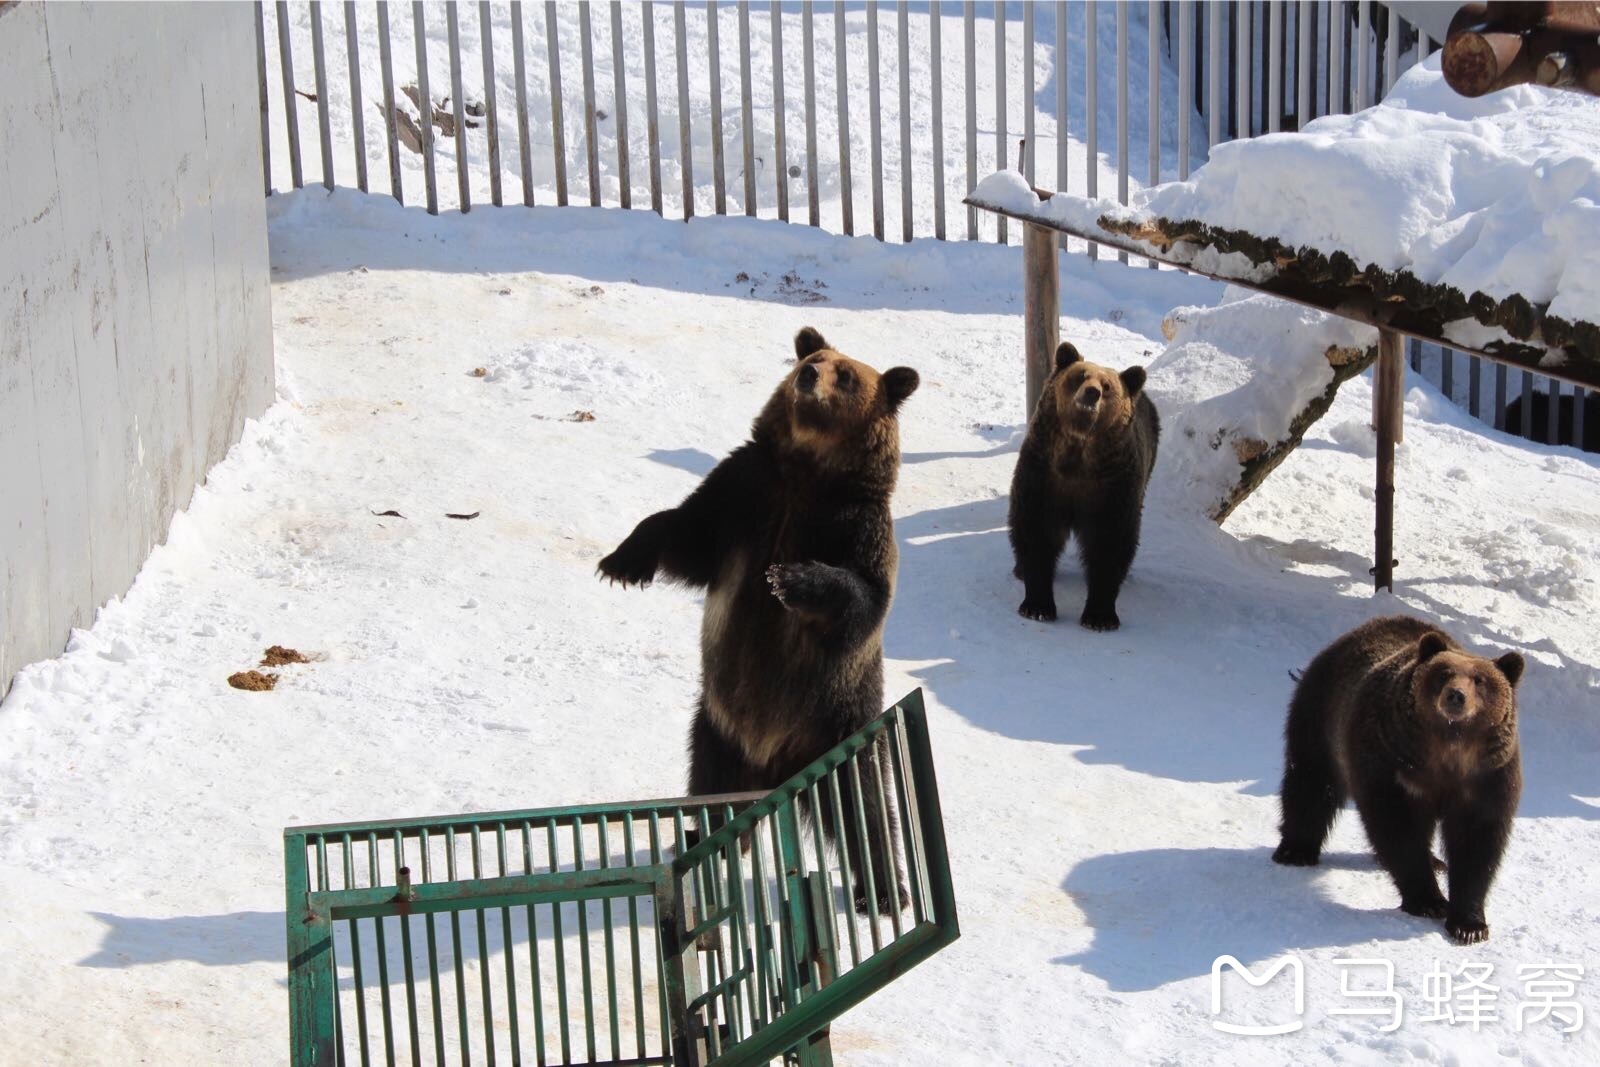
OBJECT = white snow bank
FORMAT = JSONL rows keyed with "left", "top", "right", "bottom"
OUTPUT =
{"left": 977, "top": 56, "right": 1600, "bottom": 325}
{"left": 1147, "top": 290, "right": 1379, "bottom": 517}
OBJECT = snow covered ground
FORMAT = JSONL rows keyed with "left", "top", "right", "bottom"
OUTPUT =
{"left": 2, "top": 188, "right": 1598, "bottom": 1064}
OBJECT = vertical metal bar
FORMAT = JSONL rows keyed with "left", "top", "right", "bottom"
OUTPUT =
{"left": 256, "top": 2, "right": 272, "bottom": 195}
{"left": 1374, "top": 329, "right": 1402, "bottom": 593}
{"left": 1267, "top": 0, "right": 1281, "bottom": 131}
{"left": 806, "top": 2, "right": 819, "bottom": 225}
{"left": 708, "top": 1, "right": 727, "bottom": 214}
{"left": 865, "top": 745, "right": 906, "bottom": 940}
{"left": 835, "top": 0, "right": 854, "bottom": 235}
{"left": 674, "top": 2, "right": 693, "bottom": 216}
{"left": 1469, "top": 355, "right": 1483, "bottom": 419}
{"left": 1296, "top": 0, "right": 1311, "bottom": 125}
{"left": 824, "top": 768, "right": 864, "bottom": 967}
{"left": 1023, "top": 2, "right": 1036, "bottom": 186}
{"left": 1546, "top": 377, "right": 1561, "bottom": 443}
{"left": 899, "top": 0, "right": 913, "bottom": 241}
{"left": 1384, "top": 4, "right": 1399, "bottom": 95}
{"left": 1355, "top": 0, "right": 1368, "bottom": 110}
{"left": 867, "top": 1, "right": 885, "bottom": 240}
{"left": 393, "top": 832, "right": 422, "bottom": 1067}
{"left": 1178, "top": 0, "right": 1191, "bottom": 179}
{"left": 743, "top": 812, "right": 776, "bottom": 1028}
{"left": 772, "top": 1, "right": 789, "bottom": 221}
{"left": 1086, "top": 0, "right": 1099, "bottom": 257}
{"left": 495, "top": 825, "right": 521, "bottom": 1063}
{"left": 447, "top": 4, "right": 470, "bottom": 211}
{"left": 343, "top": 2, "right": 367, "bottom": 192}
{"left": 1116, "top": 0, "right": 1128, "bottom": 264}
{"left": 845, "top": 757, "right": 884, "bottom": 953}
{"left": 610, "top": 1, "right": 632, "bottom": 209}
{"left": 545, "top": 820, "right": 570, "bottom": 1064}
{"left": 310, "top": 1, "right": 335, "bottom": 189}
{"left": 738, "top": 2, "right": 756, "bottom": 214}
{"left": 646, "top": 814, "right": 671, "bottom": 1063}
{"left": 1148, "top": 0, "right": 1159, "bottom": 192}
{"left": 803, "top": 780, "right": 844, "bottom": 962}
{"left": 1054, "top": 0, "right": 1067, "bottom": 194}
{"left": 1207, "top": 0, "right": 1220, "bottom": 149}
{"left": 1025, "top": 222, "right": 1060, "bottom": 420}
{"left": 1493, "top": 363, "right": 1508, "bottom": 431}
{"left": 995, "top": 0, "right": 1007, "bottom": 244}
{"left": 573, "top": 821, "right": 596, "bottom": 1062}
{"left": 285, "top": 835, "right": 338, "bottom": 1067}
{"left": 511, "top": 2, "right": 534, "bottom": 206}
{"left": 932, "top": 1, "right": 946, "bottom": 238}
{"left": 469, "top": 828, "right": 495, "bottom": 1067}
{"left": 340, "top": 835, "right": 372, "bottom": 1066}
{"left": 641, "top": 3, "right": 663, "bottom": 214}
{"left": 442, "top": 829, "right": 470, "bottom": 1065}
{"left": 1235, "top": 0, "right": 1250, "bottom": 136}
{"left": 578, "top": 1, "right": 600, "bottom": 207}
{"left": 481, "top": 1, "right": 503, "bottom": 206}
{"left": 716, "top": 805, "right": 756, "bottom": 1036}
{"left": 1573, "top": 387, "right": 1588, "bottom": 450}
{"left": 1329, "top": 0, "right": 1344, "bottom": 113}
{"left": 368, "top": 834, "right": 398, "bottom": 1067}
{"left": 886, "top": 717, "right": 929, "bottom": 923}
{"left": 520, "top": 822, "right": 547, "bottom": 1066}
{"left": 622, "top": 817, "right": 647, "bottom": 1061}
{"left": 276, "top": 1, "right": 304, "bottom": 189}
{"left": 964, "top": 1, "right": 977, "bottom": 240}
{"left": 1441, "top": 346, "right": 1455, "bottom": 405}
{"left": 414, "top": 2, "right": 439, "bottom": 213}
{"left": 545, "top": 1, "right": 569, "bottom": 207}
{"left": 419, "top": 829, "right": 446, "bottom": 1067}
{"left": 377, "top": 2, "right": 404, "bottom": 203}
{"left": 596, "top": 819, "right": 621, "bottom": 1061}
{"left": 1521, "top": 370, "right": 1536, "bottom": 440}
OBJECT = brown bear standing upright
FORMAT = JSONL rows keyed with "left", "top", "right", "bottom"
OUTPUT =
{"left": 1008, "top": 342, "right": 1159, "bottom": 630}
{"left": 1274, "top": 615, "right": 1525, "bottom": 944}
{"left": 598, "top": 327, "right": 917, "bottom": 913}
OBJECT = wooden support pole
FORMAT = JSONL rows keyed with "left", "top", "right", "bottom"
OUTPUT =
{"left": 1022, "top": 221, "right": 1059, "bottom": 422}
{"left": 1373, "top": 328, "right": 1404, "bottom": 593}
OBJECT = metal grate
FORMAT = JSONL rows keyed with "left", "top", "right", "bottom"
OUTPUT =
{"left": 285, "top": 689, "right": 958, "bottom": 1066}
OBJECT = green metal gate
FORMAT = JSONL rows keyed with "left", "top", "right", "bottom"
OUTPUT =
{"left": 285, "top": 689, "right": 958, "bottom": 1066}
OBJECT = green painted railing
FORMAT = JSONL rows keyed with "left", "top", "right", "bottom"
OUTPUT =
{"left": 285, "top": 689, "right": 958, "bottom": 1066}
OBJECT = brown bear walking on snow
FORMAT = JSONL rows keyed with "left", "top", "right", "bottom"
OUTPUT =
{"left": 1008, "top": 342, "right": 1159, "bottom": 631}
{"left": 599, "top": 327, "right": 917, "bottom": 914}
{"left": 1274, "top": 615, "right": 1525, "bottom": 944}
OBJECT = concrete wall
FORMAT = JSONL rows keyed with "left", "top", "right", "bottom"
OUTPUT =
{"left": 0, "top": 2, "right": 274, "bottom": 698}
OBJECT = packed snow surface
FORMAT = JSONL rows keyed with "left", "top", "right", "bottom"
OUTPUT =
{"left": 2, "top": 192, "right": 1598, "bottom": 1064}
{"left": 976, "top": 56, "right": 1600, "bottom": 329}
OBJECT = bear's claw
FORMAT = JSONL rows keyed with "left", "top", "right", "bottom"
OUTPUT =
{"left": 1018, "top": 599, "right": 1057, "bottom": 622}
{"left": 1446, "top": 917, "right": 1490, "bottom": 945}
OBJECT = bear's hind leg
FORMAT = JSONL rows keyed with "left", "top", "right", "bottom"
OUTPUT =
{"left": 818, "top": 744, "right": 909, "bottom": 916}
{"left": 1273, "top": 695, "right": 1346, "bottom": 866}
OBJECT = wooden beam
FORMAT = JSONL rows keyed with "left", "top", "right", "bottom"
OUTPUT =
{"left": 1373, "top": 329, "right": 1404, "bottom": 593}
{"left": 1022, "top": 221, "right": 1059, "bottom": 422}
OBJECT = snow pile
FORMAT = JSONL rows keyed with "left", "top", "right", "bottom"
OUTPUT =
{"left": 975, "top": 55, "right": 1600, "bottom": 331}
{"left": 1147, "top": 289, "right": 1379, "bottom": 518}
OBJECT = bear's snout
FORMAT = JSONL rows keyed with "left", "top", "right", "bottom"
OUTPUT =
{"left": 1077, "top": 385, "right": 1102, "bottom": 409}
{"left": 1443, "top": 685, "right": 1470, "bottom": 720}
{"left": 797, "top": 362, "right": 820, "bottom": 393}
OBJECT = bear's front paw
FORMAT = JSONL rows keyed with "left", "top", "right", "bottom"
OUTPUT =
{"left": 1079, "top": 607, "right": 1121, "bottom": 632}
{"left": 1018, "top": 597, "right": 1057, "bottom": 622}
{"left": 1271, "top": 841, "right": 1321, "bottom": 867}
{"left": 766, "top": 563, "right": 827, "bottom": 610}
{"left": 1446, "top": 915, "right": 1489, "bottom": 945}
{"left": 597, "top": 537, "right": 658, "bottom": 589}
{"left": 1400, "top": 893, "right": 1449, "bottom": 921}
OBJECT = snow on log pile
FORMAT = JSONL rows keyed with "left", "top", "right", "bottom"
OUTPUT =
{"left": 971, "top": 54, "right": 1600, "bottom": 386}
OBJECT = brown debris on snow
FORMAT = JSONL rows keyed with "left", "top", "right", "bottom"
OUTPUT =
{"left": 261, "top": 646, "right": 310, "bottom": 667}
{"left": 227, "top": 670, "right": 278, "bottom": 692}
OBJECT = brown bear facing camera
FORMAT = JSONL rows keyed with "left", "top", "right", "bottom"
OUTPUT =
{"left": 1008, "top": 342, "right": 1159, "bottom": 630}
{"left": 1274, "top": 615, "right": 1525, "bottom": 945}
{"left": 598, "top": 327, "right": 917, "bottom": 914}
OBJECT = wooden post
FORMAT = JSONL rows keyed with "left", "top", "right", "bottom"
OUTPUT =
{"left": 1373, "top": 328, "right": 1404, "bottom": 592}
{"left": 1023, "top": 221, "right": 1059, "bottom": 422}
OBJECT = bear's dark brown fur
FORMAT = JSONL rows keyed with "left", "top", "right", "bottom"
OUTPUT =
{"left": 598, "top": 327, "right": 917, "bottom": 913}
{"left": 1274, "top": 615, "right": 1525, "bottom": 944}
{"left": 1008, "top": 342, "right": 1159, "bottom": 630}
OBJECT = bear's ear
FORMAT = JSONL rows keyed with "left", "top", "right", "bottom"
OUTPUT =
{"left": 1054, "top": 342, "right": 1082, "bottom": 371}
{"left": 1417, "top": 633, "right": 1450, "bottom": 661}
{"left": 881, "top": 366, "right": 920, "bottom": 413}
{"left": 794, "top": 326, "right": 830, "bottom": 361}
{"left": 1494, "top": 651, "right": 1525, "bottom": 689}
{"left": 1120, "top": 366, "right": 1147, "bottom": 398}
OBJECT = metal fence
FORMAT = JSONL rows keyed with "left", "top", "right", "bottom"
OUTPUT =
{"left": 254, "top": 1, "right": 1594, "bottom": 451}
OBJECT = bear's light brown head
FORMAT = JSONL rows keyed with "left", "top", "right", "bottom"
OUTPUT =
{"left": 1048, "top": 342, "right": 1147, "bottom": 437}
{"left": 1411, "top": 632, "right": 1524, "bottom": 736}
{"left": 755, "top": 327, "right": 919, "bottom": 480}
